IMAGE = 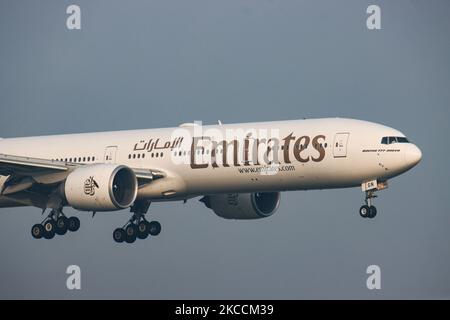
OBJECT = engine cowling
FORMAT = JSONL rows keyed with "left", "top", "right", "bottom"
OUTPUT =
{"left": 63, "top": 164, "right": 137, "bottom": 211}
{"left": 201, "top": 192, "right": 281, "bottom": 219}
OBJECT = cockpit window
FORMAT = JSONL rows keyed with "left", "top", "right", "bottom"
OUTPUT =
{"left": 397, "top": 137, "right": 409, "bottom": 143}
{"left": 381, "top": 136, "right": 409, "bottom": 144}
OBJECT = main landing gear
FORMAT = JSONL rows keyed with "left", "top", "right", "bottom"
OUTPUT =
{"left": 359, "top": 190, "right": 377, "bottom": 219}
{"left": 113, "top": 201, "right": 161, "bottom": 244}
{"left": 31, "top": 209, "right": 80, "bottom": 239}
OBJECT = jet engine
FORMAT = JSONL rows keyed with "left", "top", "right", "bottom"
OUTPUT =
{"left": 200, "top": 192, "right": 280, "bottom": 219}
{"left": 62, "top": 164, "right": 137, "bottom": 211}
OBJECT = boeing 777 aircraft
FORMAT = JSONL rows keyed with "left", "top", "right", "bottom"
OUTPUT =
{"left": 0, "top": 118, "right": 421, "bottom": 243}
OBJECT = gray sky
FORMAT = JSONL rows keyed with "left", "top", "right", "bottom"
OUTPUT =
{"left": 0, "top": 0, "right": 449, "bottom": 299}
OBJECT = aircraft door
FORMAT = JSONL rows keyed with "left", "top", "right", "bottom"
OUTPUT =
{"left": 333, "top": 133, "right": 349, "bottom": 158}
{"left": 104, "top": 146, "right": 118, "bottom": 163}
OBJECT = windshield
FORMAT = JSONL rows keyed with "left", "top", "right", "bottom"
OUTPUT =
{"left": 381, "top": 136, "right": 409, "bottom": 144}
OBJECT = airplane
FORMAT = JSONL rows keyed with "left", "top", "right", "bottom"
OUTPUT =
{"left": 0, "top": 118, "right": 422, "bottom": 243}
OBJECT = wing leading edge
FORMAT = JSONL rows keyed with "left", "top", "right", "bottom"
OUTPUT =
{"left": 0, "top": 153, "right": 164, "bottom": 199}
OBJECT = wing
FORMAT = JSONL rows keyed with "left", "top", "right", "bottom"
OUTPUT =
{"left": 0, "top": 153, "right": 164, "bottom": 207}
{"left": 0, "top": 154, "right": 74, "bottom": 194}
{"left": 0, "top": 154, "right": 72, "bottom": 174}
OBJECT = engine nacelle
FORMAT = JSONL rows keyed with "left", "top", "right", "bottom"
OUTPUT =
{"left": 201, "top": 192, "right": 281, "bottom": 219}
{"left": 63, "top": 164, "right": 137, "bottom": 211}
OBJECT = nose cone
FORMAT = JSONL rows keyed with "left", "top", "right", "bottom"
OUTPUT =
{"left": 404, "top": 144, "right": 422, "bottom": 169}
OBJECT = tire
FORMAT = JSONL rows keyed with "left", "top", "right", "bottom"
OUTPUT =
{"left": 113, "top": 228, "right": 126, "bottom": 243}
{"left": 368, "top": 206, "right": 377, "bottom": 219}
{"left": 55, "top": 216, "right": 68, "bottom": 235}
{"left": 359, "top": 205, "right": 370, "bottom": 218}
{"left": 148, "top": 221, "right": 161, "bottom": 236}
{"left": 125, "top": 224, "right": 137, "bottom": 243}
{"left": 43, "top": 220, "right": 56, "bottom": 239}
{"left": 67, "top": 217, "right": 80, "bottom": 232}
{"left": 31, "top": 224, "right": 44, "bottom": 239}
{"left": 137, "top": 221, "right": 149, "bottom": 240}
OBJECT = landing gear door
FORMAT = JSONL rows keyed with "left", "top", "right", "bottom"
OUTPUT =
{"left": 104, "top": 146, "right": 118, "bottom": 163}
{"left": 333, "top": 133, "right": 349, "bottom": 158}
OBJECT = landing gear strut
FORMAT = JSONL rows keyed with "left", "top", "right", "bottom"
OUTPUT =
{"left": 359, "top": 190, "right": 377, "bottom": 219}
{"left": 31, "top": 209, "right": 80, "bottom": 239}
{"left": 113, "top": 201, "right": 161, "bottom": 244}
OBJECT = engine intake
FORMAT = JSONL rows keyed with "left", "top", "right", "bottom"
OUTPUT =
{"left": 63, "top": 164, "right": 137, "bottom": 211}
{"left": 201, "top": 192, "right": 281, "bottom": 219}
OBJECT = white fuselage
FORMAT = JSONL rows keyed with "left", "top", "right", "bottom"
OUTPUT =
{"left": 0, "top": 118, "right": 422, "bottom": 205}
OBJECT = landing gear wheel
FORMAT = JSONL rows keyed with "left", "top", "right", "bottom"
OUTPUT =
{"left": 148, "top": 221, "right": 161, "bottom": 236}
{"left": 359, "top": 205, "right": 370, "bottom": 218}
{"left": 31, "top": 224, "right": 44, "bottom": 239}
{"left": 43, "top": 220, "right": 56, "bottom": 239}
{"left": 113, "top": 228, "right": 126, "bottom": 243}
{"left": 137, "top": 221, "right": 149, "bottom": 239}
{"left": 56, "top": 216, "right": 68, "bottom": 235}
{"left": 67, "top": 217, "right": 80, "bottom": 232}
{"left": 125, "top": 224, "right": 137, "bottom": 243}
{"left": 368, "top": 206, "right": 377, "bottom": 219}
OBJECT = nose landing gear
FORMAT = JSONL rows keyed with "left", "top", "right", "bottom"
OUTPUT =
{"left": 359, "top": 180, "right": 388, "bottom": 219}
{"left": 359, "top": 190, "right": 377, "bottom": 219}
